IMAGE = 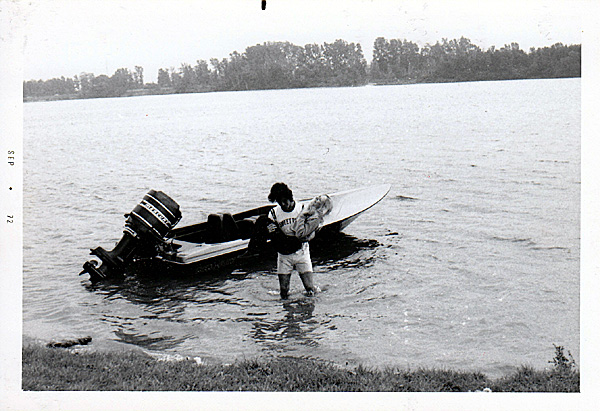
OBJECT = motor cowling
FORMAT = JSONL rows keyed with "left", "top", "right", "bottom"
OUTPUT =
{"left": 81, "top": 190, "right": 181, "bottom": 282}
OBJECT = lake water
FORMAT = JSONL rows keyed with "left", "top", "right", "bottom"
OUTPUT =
{"left": 23, "top": 78, "right": 580, "bottom": 378}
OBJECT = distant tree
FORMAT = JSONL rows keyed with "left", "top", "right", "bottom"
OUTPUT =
{"left": 78, "top": 72, "right": 95, "bottom": 97}
{"left": 372, "top": 37, "right": 420, "bottom": 81}
{"left": 371, "top": 37, "right": 391, "bottom": 79}
{"left": 110, "top": 68, "right": 134, "bottom": 94}
{"left": 172, "top": 63, "right": 198, "bottom": 92}
{"left": 194, "top": 59, "right": 211, "bottom": 89}
{"left": 225, "top": 50, "right": 250, "bottom": 90}
{"left": 91, "top": 74, "right": 111, "bottom": 97}
{"left": 134, "top": 66, "right": 144, "bottom": 87}
{"left": 295, "top": 43, "right": 327, "bottom": 86}
{"left": 209, "top": 57, "right": 229, "bottom": 90}
{"left": 157, "top": 68, "right": 171, "bottom": 87}
{"left": 23, "top": 79, "right": 42, "bottom": 97}
{"left": 322, "top": 39, "right": 367, "bottom": 86}
{"left": 23, "top": 76, "right": 77, "bottom": 97}
{"left": 73, "top": 75, "right": 81, "bottom": 92}
{"left": 555, "top": 44, "right": 581, "bottom": 77}
{"left": 243, "top": 42, "right": 299, "bottom": 89}
{"left": 527, "top": 43, "right": 580, "bottom": 78}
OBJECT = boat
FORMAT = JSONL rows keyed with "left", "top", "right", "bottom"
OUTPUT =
{"left": 80, "top": 184, "right": 391, "bottom": 282}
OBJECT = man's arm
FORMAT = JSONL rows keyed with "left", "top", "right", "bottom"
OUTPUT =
{"left": 267, "top": 209, "right": 278, "bottom": 235}
{"left": 292, "top": 211, "right": 323, "bottom": 242}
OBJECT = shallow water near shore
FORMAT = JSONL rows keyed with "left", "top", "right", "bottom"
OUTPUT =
{"left": 23, "top": 78, "right": 580, "bottom": 378}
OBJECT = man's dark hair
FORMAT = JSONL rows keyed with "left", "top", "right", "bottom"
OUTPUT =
{"left": 268, "top": 182, "right": 293, "bottom": 203}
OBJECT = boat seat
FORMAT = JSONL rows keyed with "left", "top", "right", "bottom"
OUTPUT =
{"left": 247, "top": 214, "right": 270, "bottom": 253}
{"left": 206, "top": 214, "right": 224, "bottom": 243}
{"left": 221, "top": 213, "right": 239, "bottom": 241}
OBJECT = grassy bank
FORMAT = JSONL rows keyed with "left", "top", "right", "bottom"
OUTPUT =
{"left": 22, "top": 344, "right": 579, "bottom": 392}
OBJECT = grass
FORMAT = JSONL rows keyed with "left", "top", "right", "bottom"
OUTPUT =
{"left": 22, "top": 344, "right": 579, "bottom": 392}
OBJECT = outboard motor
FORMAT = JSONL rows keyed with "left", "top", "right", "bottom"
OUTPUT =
{"left": 81, "top": 190, "right": 181, "bottom": 282}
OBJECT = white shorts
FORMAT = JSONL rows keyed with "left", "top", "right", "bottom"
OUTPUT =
{"left": 277, "top": 242, "right": 312, "bottom": 274}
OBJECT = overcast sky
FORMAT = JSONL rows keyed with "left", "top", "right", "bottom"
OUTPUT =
{"left": 15, "top": 0, "right": 584, "bottom": 83}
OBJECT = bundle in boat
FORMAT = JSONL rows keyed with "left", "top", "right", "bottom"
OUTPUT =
{"left": 80, "top": 190, "right": 181, "bottom": 282}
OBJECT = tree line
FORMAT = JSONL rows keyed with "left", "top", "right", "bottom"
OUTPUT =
{"left": 23, "top": 37, "right": 580, "bottom": 100}
{"left": 24, "top": 66, "right": 146, "bottom": 100}
{"left": 370, "top": 37, "right": 580, "bottom": 82}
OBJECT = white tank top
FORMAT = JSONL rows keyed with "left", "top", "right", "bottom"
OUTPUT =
{"left": 270, "top": 202, "right": 303, "bottom": 236}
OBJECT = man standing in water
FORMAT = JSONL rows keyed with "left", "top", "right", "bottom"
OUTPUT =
{"left": 267, "top": 182, "right": 318, "bottom": 299}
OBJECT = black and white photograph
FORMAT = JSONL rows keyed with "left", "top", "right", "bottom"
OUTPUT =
{"left": 1, "top": 0, "right": 598, "bottom": 409}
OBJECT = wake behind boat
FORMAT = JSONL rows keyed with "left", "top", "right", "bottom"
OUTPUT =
{"left": 80, "top": 184, "right": 391, "bottom": 282}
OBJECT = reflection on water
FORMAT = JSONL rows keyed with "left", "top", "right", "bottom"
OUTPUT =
{"left": 311, "top": 233, "right": 380, "bottom": 269}
{"left": 251, "top": 300, "right": 318, "bottom": 349}
{"left": 112, "top": 328, "right": 192, "bottom": 350}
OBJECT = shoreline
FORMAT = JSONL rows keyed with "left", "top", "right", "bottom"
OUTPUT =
{"left": 21, "top": 339, "right": 579, "bottom": 392}
{"left": 22, "top": 76, "right": 580, "bottom": 103}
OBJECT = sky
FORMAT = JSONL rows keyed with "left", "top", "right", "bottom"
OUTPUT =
{"left": 12, "top": 0, "right": 584, "bottom": 83}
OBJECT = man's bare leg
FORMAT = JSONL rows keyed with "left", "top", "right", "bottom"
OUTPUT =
{"left": 278, "top": 274, "right": 291, "bottom": 299}
{"left": 299, "top": 271, "right": 316, "bottom": 296}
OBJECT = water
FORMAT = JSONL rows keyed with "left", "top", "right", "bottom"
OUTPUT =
{"left": 23, "top": 78, "right": 580, "bottom": 378}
